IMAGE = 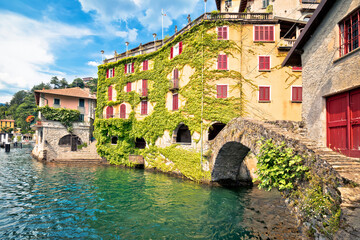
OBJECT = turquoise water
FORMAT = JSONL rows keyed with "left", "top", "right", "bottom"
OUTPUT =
{"left": 0, "top": 147, "right": 300, "bottom": 239}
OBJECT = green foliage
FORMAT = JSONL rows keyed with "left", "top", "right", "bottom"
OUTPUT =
{"left": 255, "top": 139, "right": 308, "bottom": 191}
{"left": 77, "top": 142, "right": 88, "bottom": 150}
{"left": 37, "top": 105, "right": 80, "bottom": 131}
{"left": 17, "top": 136, "right": 21, "bottom": 142}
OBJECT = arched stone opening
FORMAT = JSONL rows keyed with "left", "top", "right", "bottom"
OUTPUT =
{"left": 135, "top": 138, "right": 146, "bottom": 149}
{"left": 173, "top": 124, "right": 191, "bottom": 144}
{"left": 211, "top": 141, "right": 251, "bottom": 186}
{"left": 208, "top": 123, "right": 226, "bottom": 141}
{"left": 58, "top": 134, "right": 82, "bottom": 151}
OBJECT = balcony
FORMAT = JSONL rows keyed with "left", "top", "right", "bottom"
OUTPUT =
{"left": 300, "top": 0, "right": 320, "bottom": 11}
{"left": 139, "top": 88, "right": 148, "bottom": 98}
{"left": 278, "top": 38, "right": 297, "bottom": 51}
{"left": 169, "top": 79, "right": 179, "bottom": 91}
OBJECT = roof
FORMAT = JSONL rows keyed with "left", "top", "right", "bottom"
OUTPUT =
{"left": 34, "top": 87, "right": 96, "bottom": 99}
{"left": 0, "top": 119, "right": 15, "bottom": 122}
{"left": 282, "top": 0, "right": 336, "bottom": 67}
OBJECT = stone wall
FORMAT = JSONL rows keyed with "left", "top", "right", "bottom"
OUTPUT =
{"left": 32, "top": 120, "right": 91, "bottom": 161}
{"left": 301, "top": 0, "right": 360, "bottom": 146}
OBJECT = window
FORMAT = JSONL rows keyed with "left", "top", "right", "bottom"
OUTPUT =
{"left": 143, "top": 60, "right": 148, "bottom": 71}
{"left": 108, "top": 86, "right": 113, "bottom": 101}
{"left": 291, "top": 86, "right": 302, "bottom": 102}
{"left": 111, "top": 136, "right": 118, "bottom": 145}
{"left": 263, "top": 0, "right": 270, "bottom": 8}
{"left": 259, "top": 86, "right": 271, "bottom": 102}
{"left": 172, "top": 69, "right": 179, "bottom": 88}
{"left": 292, "top": 66, "right": 302, "bottom": 71}
{"left": 106, "top": 106, "right": 114, "bottom": 119}
{"left": 141, "top": 101, "right": 148, "bottom": 115}
{"left": 79, "top": 98, "right": 85, "bottom": 107}
{"left": 141, "top": 79, "right": 148, "bottom": 97}
{"left": 218, "top": 26, "right": 228, "bottom": 40}
{"left": 259, "top": 56, "right": 271, "bottom": 71}
{"left": 254, "top": 25, "right": 274, "bottom": 41}
{"left": 54, "top": 98, "right": 60, "bottom": 105}
{"left": 126, "top": 82, "right": 132, "bottom": 92}
{"left": 173, "top": 94, "right": 179, "bottom": 110}
{"left": 79, "top": 114, "right": 84, "bottom": 122}
{"left": 339, "top": 8, "right": 360, "bottom": 57}
{"left": 125, "top": 63, "right": 134, "bottom": 74}
{"left": 120, "top": 104, "right": 126, "bottom": 119}
{"left": 107, "top": 68, "right": 115, "bottom": 78}
{"left": 217, "top": 54, "right": 228, "bottom": 70}
{"left": 170, "top": 42, "right": 183, "bottom": 59}
{"left": 217, "top": 85, "right": 228, "bottom": 98}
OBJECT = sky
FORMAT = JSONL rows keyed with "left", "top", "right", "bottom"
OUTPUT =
{"left": 0, "top": 0, "right": 217, "bottom": 103}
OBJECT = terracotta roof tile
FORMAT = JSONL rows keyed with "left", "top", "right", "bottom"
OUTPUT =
{"left": 34, "top": 87, "right": 96, "bottom": 99}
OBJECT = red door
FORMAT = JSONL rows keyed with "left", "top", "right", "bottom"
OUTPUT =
{"left": 327, "top": 88, "right": 360, "bottom": 157}
{"left": 120, "top": 104, "right": 126, "bottom": 119}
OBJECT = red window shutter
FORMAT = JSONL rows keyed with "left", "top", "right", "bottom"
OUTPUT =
{"left": 292, "top": 87, "right": 302, "bottom": 102}
{"left": 259, "top": 57, "right": 264, "bottom": 70}
{"left": 124, "top": 64, "right": 127, "bottom": 74}
{"left": 179, "top": 42, "right": 183, "bottom": 54}
{"left": 112, "top": 68, "right": 115, "bottom": 77}
{"left": 217, "top": 55, "right": 221, "bottom": 69}
{"left": 260, "top": 26, "right": 264, "bottom": 41}
{"left": 108, "top": 86, "right": 112, "bottom": 101}
{"left": 217, "top": 85, "right": 227, "bottom": 98}
{"left": 254, "top": 26, "right": 259, "bottom": 41}
{"left": 142, "top": 79, "right": 148, "bottom": 96}
{"left": 174, "top": 69, "right": 179, "bottom": 79}
{"left": 259, "top": 87, "right": 270, "bottom": 101}
{"left": 127, "top": 82, "right": 131, "bottom": 92}
{"left": 120, "top": 104, "right": 126, "bottom": 119}
{"left": 143, "top": 60, "right": 148, "bottom": 71}
{"left": 170, "top": 47, "right": 173, "bottom": 59}
{"left": 223, "top": 85, "right": 227, "bottom": 98}
{"left": 259, "top": 56, "right": 270, "bottom": 70}
{"left": 106, "top": 69, "right": 109, "bottom": 78}
{"left": 223, "top": 27, "right": 228, "bottom": 40}
{"left": 269, "top": 26, "right": 274, "bottom": 41}
{"left": 131, "top": 62, "right": 134, "bottom": 73}
{"left": 173, "top": 94, "right": 178, "bottom": 110}
{"left": 264, "top": 26, "right": 269, "bottom": 41}
{"left": 218, "top": 27, "right": 223, "bottom": 39}
{"left": 141, "top": 101, "right": 148, "bottom": 115}
{"left": 217, "top": 85, "right": 221, "bottom": 98}
{"left": 265, "top": 56, "right": 270, "bottom": 70}
{"left": 218, "top": 55, "right": 227, "bottom": 70}
{"left": 106, "top": 106, "right": 113, "bottom": 119}
{"left": 223, "top": 55, "right": 227, "bottom": 70}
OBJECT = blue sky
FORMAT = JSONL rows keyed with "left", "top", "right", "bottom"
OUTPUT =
{"left": 0, "top": 0, "right": 217, "bottom": 103}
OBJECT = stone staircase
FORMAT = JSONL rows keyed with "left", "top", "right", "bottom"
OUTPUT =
{"left": 54, "top": 141, "right": 103, "bottom": 164}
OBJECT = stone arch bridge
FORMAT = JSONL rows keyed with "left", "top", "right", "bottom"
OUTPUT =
{"left": 208, "top": 118, "right": 360, "bottom": 186}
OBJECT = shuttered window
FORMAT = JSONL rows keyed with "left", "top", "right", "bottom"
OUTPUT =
{"left": 143, "top": 60, "right": 148, "bottom": 71}
{"left": 259, "top": 56, "right": 270, "bottom": 71}
{"left": 141, "top": 101, "right": 148, "bottom": 115}
{"left": 292, "top": 86, "right": 302, "bottom": 102}
{"left": 259, "top": 86, "right": 270, "bottom": 102}
{"left": 254, "top": 25, "right": 274, "bottom": 41}
{"left": 120, "top": 104, "right": 126, "bottom": 119}
{"left": 170, "top": 42, "right": 183, "bottom": 59}
{"left": 218, "top": 26, "right": 228, "bottom": 40}
{"left": 217, "top": 54, "right": 228, "bottom": 70}
{"left": 173, "top": 94, "right": 179, "bottom": 110}
{"left": 292, "top": 66, "right": 302, "bottom": 71}
{"left": 125, "top": 63, "right": 134, "bottom": 73}
{"left": 126, "top": 82, "right": 131, "bottom": 92}
{"left": 108, "top": 85, "right": 113, "bottom": 101}
{"left": 106, "top": 68, "right": 115, "bottom": 78}
{"left": 217, "top": 85, "right": 228, "bottom": 98}
{"left": 106, "top": 106, "right": 114, "bottom": 119}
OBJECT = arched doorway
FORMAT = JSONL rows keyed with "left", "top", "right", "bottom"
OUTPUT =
{"left": 174, "top": 124, "right": 191, "bottom": 144}
{"left": 135, "top": 138, "right": 146, "bottom": 149}
{"left": 111, "top": 136, "right": 118, "bottom": 145}
{"left": 120, "top": 104, "right": 126, "bottom": 119}
{"left": 106, "top": 106, "right": 113, "bottom": 119}
{"left": 58, "top": 134, "right": 82, "bottom": 151}
{"left": 208, "top": 123, "right": 226, "bottom": 140}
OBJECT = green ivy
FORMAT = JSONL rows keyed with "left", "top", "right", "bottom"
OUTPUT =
{"left": 37, "top": 105, "right": 80, "bottom": 132}
{"left": 95, "top": 20, "right": 256, "bottom": 180}
{"left": 254, "top": 139, "right": 309, "bottom": 191}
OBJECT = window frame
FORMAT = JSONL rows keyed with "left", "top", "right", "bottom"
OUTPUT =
{"left": 291, "top": 86, "right": 303, "bottom": 102}
{"left": 54, "top": 98, "right": 60, "bottom": 106}
{"left": 338, "top": 7, "right": 360, "bottom": 57}
{"left": 258, "top": 86, "right": 271, "bottom": 102}
{"left": 217, "top": 54, "right": 228, "bottom": 70}
{"left": 126, "top": 82, "right": 132, "bottom": 92}
{"left": 79, "top": 98, "right": 85, "bottom": 108}
{"left": 143, "top": 60, "right": 149, "bottom": 71}
{"left": 253, "top": 25, "right": 275, "bottom": 42}
{"left": 217, "top": 26, "right": 229, "bottom": 40}
{"left": 141, "top": 100, "right": 148, "bottom": 115}
{"left": 258, "top": 55, "right": 271, "bottom": 71}
{"left": 216, "top": 84, "right": 228, "bottom": 99}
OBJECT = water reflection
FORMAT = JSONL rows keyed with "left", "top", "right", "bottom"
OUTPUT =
{"left": 0, "top": 147, "right": 299, "bottom": 239}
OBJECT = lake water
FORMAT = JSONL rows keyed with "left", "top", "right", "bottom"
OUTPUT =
{"left": 0, "top": 146, "right": 300, "bottom": 239}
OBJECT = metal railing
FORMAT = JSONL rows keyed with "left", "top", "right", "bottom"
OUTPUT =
{"left": 278, "top": 38, "right": 297, "bottom": 48}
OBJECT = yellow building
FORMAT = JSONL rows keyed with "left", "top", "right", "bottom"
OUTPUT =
{"left": 95, "top": 0, "right": 308, "bottom": 165}
{"left": 0, "top": 119, "right": 15, "bottom": 132}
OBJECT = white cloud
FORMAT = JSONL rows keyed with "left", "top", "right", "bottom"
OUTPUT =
{"left": 78, "top": 0, "right": 205, "bottom": 32}
{"left": 87, "top": 61, "right": 100, "bottom": 67}
{"left": 0, "top": 11, "right": 93, "bottom": 99}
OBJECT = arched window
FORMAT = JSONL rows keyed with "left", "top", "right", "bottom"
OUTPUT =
{"left": 120, "top": 104, "right": 126, "bottom": 119}
{"left": 208, "top": 123, "right": 226, "bottom": 140}
{"left": 111, "top": 136, "right": 118, "bottom": 145}
{"left": 106, "top": 106, "right": 114, "bottom": 119}
{"left": 174, "top": 124, "right": 191, "bottom": 144}
{"left": 135, "top": 138, "right": 146, "bottom": 149}
{"left": 108, "top": 85, "right": 113, "bottom": 101}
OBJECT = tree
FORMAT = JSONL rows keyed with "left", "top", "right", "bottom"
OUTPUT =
{"left": 10, "top": 90, "right": 28, "bottom": 106}
{"left": 59, "top": 78, "right": 69, "bottom": 89}
{"left": 88, "top": 78, "right": 98, "bottom": 93}
{"left": 31, "top": 82, "right": 51, "bottom": 92}
{"left": 70, "top": 78, "right": 85, "bottom": 88}
{"left": 50, "top": 76, "right": 60, "bottom": 89}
